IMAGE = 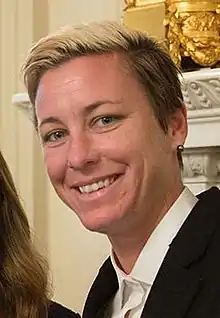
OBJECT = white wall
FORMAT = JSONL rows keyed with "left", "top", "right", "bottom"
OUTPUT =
{"left": 48, "top": 0, "right": 124, "bottom": 30}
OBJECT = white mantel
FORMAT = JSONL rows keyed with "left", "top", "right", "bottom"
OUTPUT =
{"left": 12, "top": 68, "right": 220, "bottom": 193}
{"left": 180, "top": 68, "right": 220, "bottom": 191}
{"left": 182, "top": 68, "right": 220, "bottom": 149}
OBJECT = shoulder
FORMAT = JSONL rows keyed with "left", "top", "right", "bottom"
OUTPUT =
{"left": 197, "top": 186, "right": 220, "bottom": 203}
{"left": 48, "top": 301, "right": 81, "bottom": 318}
{"left": 83, "top": 257, "right": 118, "bottom": 317}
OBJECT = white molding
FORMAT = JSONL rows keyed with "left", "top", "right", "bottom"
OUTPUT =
{"left": 12, "top": 92, "right": 30, "bottom": 103}
{"left": 12, "top": 92, "right": 34, "bottom": 121}
{"left": 182, "top": 147, "right": 220, "bottom": 182}
{"left": 181, "top": 68, "right": 220, "bottom": 148}
{"left": 181, "top": 68, "right": 220, "bottom": 111}
{"left": 12, "top": 92, "right": 31, "bottom": 110}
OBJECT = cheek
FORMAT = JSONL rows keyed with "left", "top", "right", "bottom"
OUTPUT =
{"left": 43, "top": 147, "right": 67, "bottom": 183}
{"left": 100, "top": 127, "right": 142, "bottom": 155}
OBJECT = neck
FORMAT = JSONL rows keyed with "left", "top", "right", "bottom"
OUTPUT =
{"left": 109, "top": 232, "right": 150, "bottom": 274}
{"left": 108, "top": 183, "right": 184, "bottom": 274}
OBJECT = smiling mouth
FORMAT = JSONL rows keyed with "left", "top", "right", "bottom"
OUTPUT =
{"left": 77, "top": 175, "right": 119, "bottom": 194}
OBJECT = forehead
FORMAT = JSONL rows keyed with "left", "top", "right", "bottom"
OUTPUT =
{"left": 35, "top": 53, "right": 150, "bottom": 124}
{"left": 36, "top": 53, "right": 130, "bottom": 104}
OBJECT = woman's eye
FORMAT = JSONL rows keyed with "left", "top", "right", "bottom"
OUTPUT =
{"left": 96, "top": 116, "right": 118, "bottom": 127}
{"left": 43, "top": 130, "right": 67, "bottom": 143}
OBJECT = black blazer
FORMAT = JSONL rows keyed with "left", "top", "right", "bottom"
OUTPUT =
{"left": 83, "top": 187, "right": 220, "bottom": 318}
{"left": 49, "top": 301, "right": 80, "bottom": 317}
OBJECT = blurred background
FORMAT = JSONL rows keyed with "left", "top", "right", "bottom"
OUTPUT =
{"left": 0, "top": 0, "right": 219, "bottom": 314}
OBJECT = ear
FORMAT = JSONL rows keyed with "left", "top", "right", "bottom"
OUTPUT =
{"left": 169, "top": 104, "right": 188, "bottom": 150}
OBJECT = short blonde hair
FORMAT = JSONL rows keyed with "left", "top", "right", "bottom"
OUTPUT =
{"left": 22, "top": 20, "right": 183, "bottom": 133}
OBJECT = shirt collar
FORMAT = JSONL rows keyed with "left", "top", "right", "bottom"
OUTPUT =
{"left": 111, "top": 186, "right": 198, "bottom": 287}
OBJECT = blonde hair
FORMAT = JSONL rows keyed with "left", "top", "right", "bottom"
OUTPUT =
{"left": 0, "top": 150, "right": 50, "bottom": 317}
{"left": 22, "top": 21, "right": 183, "bottom": 132}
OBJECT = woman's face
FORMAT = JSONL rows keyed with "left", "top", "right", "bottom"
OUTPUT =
{"left": 36, "top": 53, "right": 187, "bottom": 237}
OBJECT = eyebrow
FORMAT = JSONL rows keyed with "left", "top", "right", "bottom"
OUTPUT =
{"left": 38, "top": 116, "right": 63, "bottom": 129}
{"left": 38, "top": 99, "right": 122, "bottom": 129}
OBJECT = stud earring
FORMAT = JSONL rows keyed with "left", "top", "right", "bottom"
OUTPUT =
{"left": 177, "top": 144, "right": 184, "bottom": 152}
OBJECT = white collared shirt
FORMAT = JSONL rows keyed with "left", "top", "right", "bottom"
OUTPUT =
{"left": 109, "top": 186, "right": 198, "bottom": 318}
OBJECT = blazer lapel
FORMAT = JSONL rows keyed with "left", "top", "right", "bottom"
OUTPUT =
{"left": 83, "top": 258, "right": 118, "bottom": 318}
{"left": 141, "top": 187, "right": 220, "bottom": 318}
{"left": 141, "top": 250, "right": 202, "bottom": 318}
{"left": 83, "top": 187, "right": 220, "bottom": 318}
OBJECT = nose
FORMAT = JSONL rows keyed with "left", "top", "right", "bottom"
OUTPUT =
{"left": 67, "top": 133, "right": 100, "bottom": 171}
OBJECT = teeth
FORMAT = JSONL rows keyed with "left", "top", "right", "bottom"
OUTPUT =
{"left": 103, "top": 179, "right": 108, "bottom": 187}
{"left": 79, "top": 177, "right": 115, "bottom": 194}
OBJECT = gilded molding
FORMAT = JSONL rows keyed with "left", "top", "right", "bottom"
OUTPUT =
{"left": 164, "top": 0, "right": 220, "bottom": 67}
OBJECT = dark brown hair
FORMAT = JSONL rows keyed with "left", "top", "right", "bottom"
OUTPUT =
{"left": 0, "top": 150, "right": 50, "bottom": 317}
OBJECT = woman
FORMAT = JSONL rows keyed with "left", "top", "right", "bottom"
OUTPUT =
{"left": 0, "top": 149, "right": 80, "bottom": 318}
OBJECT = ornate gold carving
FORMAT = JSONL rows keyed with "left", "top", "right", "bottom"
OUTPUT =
{"left": 124, "top": 0, "right": 136, "bottom": 10}
{"left": 164, "top": 0, "right": 220, "bottom": 67}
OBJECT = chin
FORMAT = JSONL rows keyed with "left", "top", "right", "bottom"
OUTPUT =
{"left": 79, "top": 212, "right": 123, "bottom": 235}
{"left": 80, "top": 218, "right": 112, "bottom": 234}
